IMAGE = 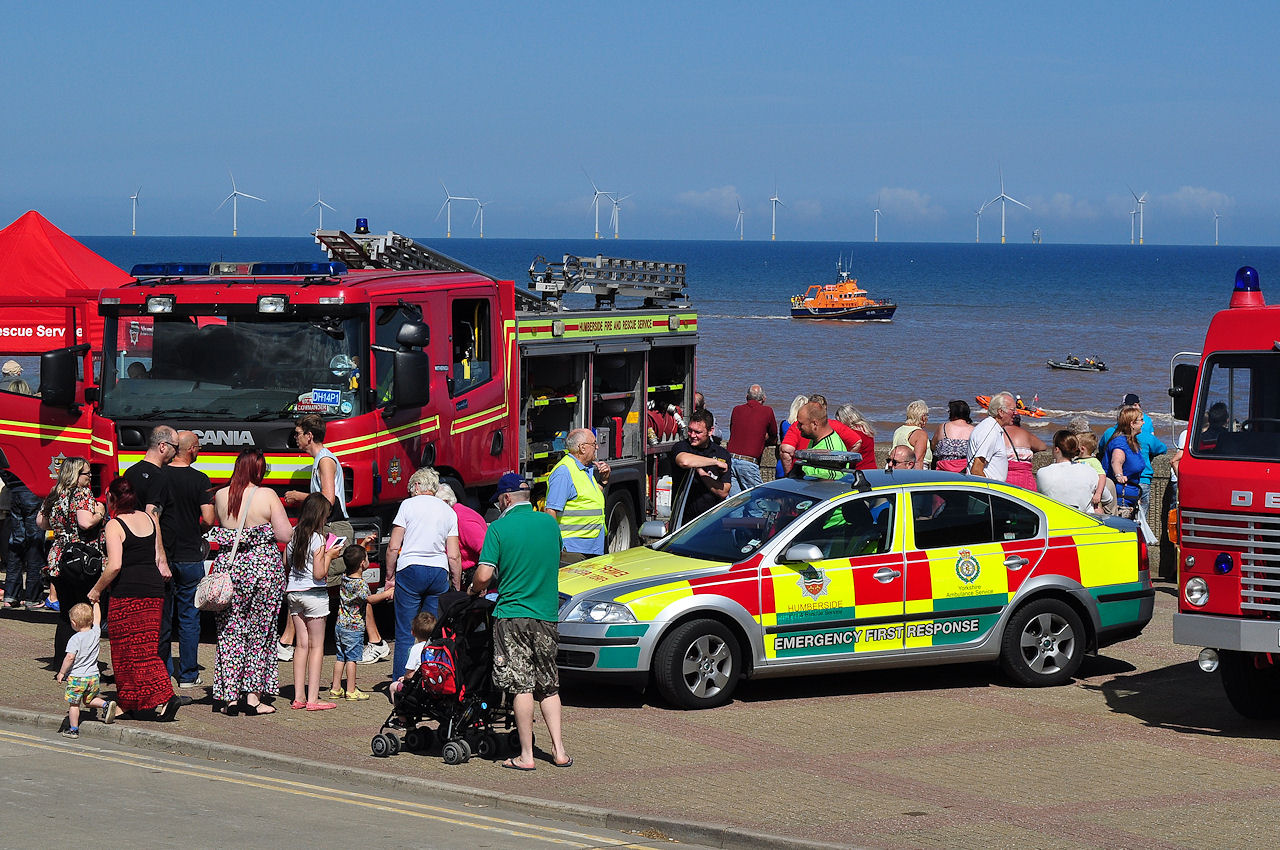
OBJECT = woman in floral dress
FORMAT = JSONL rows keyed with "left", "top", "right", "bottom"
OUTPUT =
{"left": 208, "top": 449, "right": 293, "bottom": 715}
{"left": 37, "top": 456, "right": 107, "bottom": 658}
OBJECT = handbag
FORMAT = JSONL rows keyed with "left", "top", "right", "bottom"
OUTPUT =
{"left": 59, "top": 540, "right": 104, "bottom": 583}
{"left": 196, "top": 486, "right": 257, "bottom": 612}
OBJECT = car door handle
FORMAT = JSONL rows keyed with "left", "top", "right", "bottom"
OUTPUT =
{"left": 1004, "top": 555, "right": 1029, "bottom": 571}
{"left": 874, "top": 567, "right": 902, "bottom": 583}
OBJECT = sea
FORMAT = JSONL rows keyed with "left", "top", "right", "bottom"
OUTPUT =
{"left": 79, "top": 234, "right": 1280, "bottom": 444}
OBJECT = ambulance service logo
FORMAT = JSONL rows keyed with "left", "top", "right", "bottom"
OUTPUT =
{"left": 797, "top": 567, "right": 830, "bottom": 599}
{"left": 955, "top": 548, "right": 980, "bottom": 584}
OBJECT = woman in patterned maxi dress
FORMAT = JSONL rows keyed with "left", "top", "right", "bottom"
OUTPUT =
{"left": 208, "top": 450, "right": 295, "bottom": 715}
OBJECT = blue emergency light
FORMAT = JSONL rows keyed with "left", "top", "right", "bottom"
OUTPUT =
{"left": 1235, "top": 266, "right": 1260, "bottom": 292}
{"left": 248, "top": 261, "right": 347, "bottom": 276}
{"left": 130, "top": 262, "right": 211, "bottom": 277}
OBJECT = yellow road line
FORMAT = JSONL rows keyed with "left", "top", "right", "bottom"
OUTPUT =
{"left": 0, "top": 729, "right": 643, "bottom": 847}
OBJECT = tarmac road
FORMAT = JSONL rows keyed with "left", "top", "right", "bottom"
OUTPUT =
{"left": 3, "top": 585, "right": 1280, "bottom": 849}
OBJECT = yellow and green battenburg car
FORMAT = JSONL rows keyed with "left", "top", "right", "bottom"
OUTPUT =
{"left": 556, "top": 468, "right": 1154, "bottom": 709}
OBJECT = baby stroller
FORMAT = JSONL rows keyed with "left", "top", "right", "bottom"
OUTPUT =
{"left": 371, "top": 591, "right": 516, "bottom": 765}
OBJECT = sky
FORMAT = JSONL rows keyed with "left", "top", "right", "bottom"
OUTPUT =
{"left": 5, "top": 2, "right": 1280, "bottom": 244}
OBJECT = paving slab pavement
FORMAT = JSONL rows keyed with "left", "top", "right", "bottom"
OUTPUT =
{"left": 3, "top": 585, "right": 1280, "bottom": 849}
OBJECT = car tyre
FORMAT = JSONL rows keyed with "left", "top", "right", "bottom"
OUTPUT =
{"left": 653, "top": 618, "right": 741, "bottom": 709}
{"left": 999, "top": 597, "right": 1085, "bottom": 687}
{"left": 605, "top": 491, "right": 636, "bottom": 554}
{"left": 1219, "top": 650, "right": 1280, "bottom": 719}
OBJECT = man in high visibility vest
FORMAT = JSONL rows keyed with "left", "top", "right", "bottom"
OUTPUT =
{"left": 545, "top": 428, "right": 612, "bottom": 565}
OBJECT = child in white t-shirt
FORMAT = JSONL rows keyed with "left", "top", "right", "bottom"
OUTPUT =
{"left": 389, "top": 610, "right": 438, "bottom": 711}
{"left": 56, "top": 602, "right": 117, "bottom": 738}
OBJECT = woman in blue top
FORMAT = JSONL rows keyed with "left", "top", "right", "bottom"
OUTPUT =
{"left": 1106, "top": 407, "right": 1145, "bottom": 511}
{"left": 775, "top": 394, "right": 808, "bottom": 478}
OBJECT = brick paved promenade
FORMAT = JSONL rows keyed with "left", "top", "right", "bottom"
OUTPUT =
{"left": 3, "top": 584, "right": 1279, "bottom": 849}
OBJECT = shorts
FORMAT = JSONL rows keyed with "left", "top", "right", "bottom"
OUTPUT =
{"left": 335, "top": 625, "right": 363, "bottom": 663}
{"left": 65, "top": 675, "right": 100, "bottom": 706}
{"left": 492, "top": 617, "right": 559, "bottom": 698}
{"left": 287, "top": 588, "right": 330, "bottom": 618}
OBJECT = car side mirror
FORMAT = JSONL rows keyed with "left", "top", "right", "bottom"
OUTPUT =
{"left": 1170, "top": 363, "right": 1198, "bottom": 422}
{"left": 782, "top": 543, "right": 823, "bottom": 563}
{"left": 392, "top": 349, "right": 430, "bottom": 408}
{"left": 639, "top": 520, "right": 667, "bottom": 540}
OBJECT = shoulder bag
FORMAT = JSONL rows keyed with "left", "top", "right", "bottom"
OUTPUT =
{"left": 57, "top": 492, "right": 103, "bottom": 583}
{"left": 196, "top": 486, "right": 257, "bottom": 612}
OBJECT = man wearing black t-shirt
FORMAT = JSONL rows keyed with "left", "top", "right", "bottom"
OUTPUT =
{"left": 123, "top": 425, "right": 177, "bottom": 675}
{"left": 670, "top": 409, "right": 731, "bottom": 529}
{"left": 165, "top": 431, "right": 216, "bottom": 687}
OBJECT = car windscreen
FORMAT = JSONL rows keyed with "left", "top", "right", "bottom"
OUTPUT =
{"left": 659, "top": 484, "right": 824, "bottom": 562}
{"left": 1191, "top": 352, "right": 1280, "bottom": 461}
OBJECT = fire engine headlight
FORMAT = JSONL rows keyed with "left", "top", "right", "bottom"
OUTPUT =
{"left": 1185, "top": 577, "right": 1210, "bottom": 607}
{"left": 1198, "top": 648, "right": 1220, "bottom": 672}
{"left": 562, "top": 600, "right": 636, "bottom": 624}
{"left": 258, "top": 295, "right": 289, "bottom": 313}
{"left": 146, "top": 295, "right": 175, "bottom": 314}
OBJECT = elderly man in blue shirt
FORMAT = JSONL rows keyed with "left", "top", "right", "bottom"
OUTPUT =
{"left": 545, "top": 428, "right": 612, "bottom": 565}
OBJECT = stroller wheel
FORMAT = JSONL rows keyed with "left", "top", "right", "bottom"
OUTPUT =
{"left": 476, "top": 733, "right": 500, "bottom": 760}
{"left": 442, "top": 739, "right": 471, "bottom": 765}
{"left": 505, "top": 729, "right": 528, "bottom": 754}
{"left": 371, "top": 733, "right": 394, "bottom": 758}
{"left": 404, "top": 728, "right": 433, "bottom": 752}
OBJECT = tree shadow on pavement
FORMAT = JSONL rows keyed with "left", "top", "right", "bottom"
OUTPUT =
{"left": 1085, "top": 660, "right": 1280, "bottom": 741}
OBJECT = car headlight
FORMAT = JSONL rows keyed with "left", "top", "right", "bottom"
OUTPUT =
{"left": 562, "top": 600, "right": 637, "bottom": 624}
{"left": 1184, "top": 577, "right": 1209, "bottom": 607}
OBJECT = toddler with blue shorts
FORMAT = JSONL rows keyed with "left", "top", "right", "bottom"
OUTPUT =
{"left": 330, "top": 545, "right": 374, "bottom": 700}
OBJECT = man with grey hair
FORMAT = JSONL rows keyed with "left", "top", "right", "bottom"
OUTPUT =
{"left": 967, "top": 392, "right": 1017, "bottom": 481}
{"left": 385, "top": 465, "right": 461, "bottom": 676}
{"left": 726, "top": 384, "right": 777, "bottom": 492}
{"left": 545, "top": 428, "right": 611, "bottom": 564}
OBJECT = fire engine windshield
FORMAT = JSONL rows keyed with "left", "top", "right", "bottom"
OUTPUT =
{"left": 1190, "top": 352, "right": 1280, "bottom": 461}
{"left": 98, "top": 309, "right": 367, "bottom": 421}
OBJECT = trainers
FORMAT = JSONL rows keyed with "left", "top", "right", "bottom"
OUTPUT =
{"left": 344, "top": 687, "right": 370, "bottom": 701}
{"left": 102, "top": 700, "right": 118, "bottom": 724}
{"left": 328, "top": 688, "right": 346, "bottom": 699}
{"left": 276, "top": 642, "right": 294, "bottom": 662}
{"left": 177, "top": 677, "right": 205, "bottom": 688}
{"left": 61, "top": 727, "right": 79, "bottom": 739}
{"left": 358, "top": 641, "right": 390, "bottom": 664}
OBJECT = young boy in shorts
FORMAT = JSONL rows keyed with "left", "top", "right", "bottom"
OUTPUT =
{"left": 330, "top": 545, "right": 392, "bottom": 700}
{"left": 56, "top": 601, "right": 117, "bottom": 738}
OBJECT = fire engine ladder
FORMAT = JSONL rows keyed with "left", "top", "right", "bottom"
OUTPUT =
{"left": 527, "top": 254, "right": 687, "bottom": 310}
{"left": 314, "top": 229, "right": 498, "bottom": 278}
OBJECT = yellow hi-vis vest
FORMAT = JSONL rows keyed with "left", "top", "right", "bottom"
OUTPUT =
{"left": 550, "top": 455, "right": 605, "bottom": 540}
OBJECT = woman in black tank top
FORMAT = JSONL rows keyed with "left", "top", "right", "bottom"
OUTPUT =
{"left": 88, "top": 478, "right": 179, "bottom": 721}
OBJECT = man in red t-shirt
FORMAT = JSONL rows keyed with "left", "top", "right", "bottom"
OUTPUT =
{"left": 779, "top": 394, "right": 869, "bottom": 474}
{"left": 725, "top": 384, "right": 778, "bottom": 492}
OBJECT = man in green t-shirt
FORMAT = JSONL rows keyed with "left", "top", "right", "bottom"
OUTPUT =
{"left": 796, "top": 402, "right": 848, "bottom": 479}
{"left": 471, "top": 473, "right": 572, "bottom": 771}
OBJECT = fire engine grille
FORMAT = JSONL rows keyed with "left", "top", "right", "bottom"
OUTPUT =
{"left": 1181, "top": 508, "right": 1280, "bottom": 614}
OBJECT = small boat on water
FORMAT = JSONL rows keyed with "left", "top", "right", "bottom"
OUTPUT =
{"left": 974, "top": 394, "right": 1047, "bottom": 418}
{"left": 1046, "top": 354, "right": 1107, "bottom": 372}
{"left": 790, "top": 260, "right": 897, "bottom": 321}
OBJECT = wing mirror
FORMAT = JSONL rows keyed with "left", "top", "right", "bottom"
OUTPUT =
{"left": 783, "top": 543, "right": 823, "bottom": 563}
{"left": 639, "top": 520, "right": 667, "bottom": 540}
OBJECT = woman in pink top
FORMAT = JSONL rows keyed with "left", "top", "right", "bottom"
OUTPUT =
{"left": 434, "top": 483, "right": 489, "bottom": 589}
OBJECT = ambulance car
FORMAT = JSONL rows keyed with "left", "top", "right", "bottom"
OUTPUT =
{"left": 557, "top": 463, "right": 1154, "bottom": 708}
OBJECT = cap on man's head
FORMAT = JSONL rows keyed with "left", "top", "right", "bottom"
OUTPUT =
{"left": 1, "top": 360, "right": 21, "bottom": 376}
{"left": 492, "top": 472, "right": 530, "bottom": 503}
{"left": 1123, "top": 393, "right": 1140, "bottom": 406}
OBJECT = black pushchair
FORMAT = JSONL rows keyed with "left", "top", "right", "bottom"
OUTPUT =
{"left": 371, "top": 590, "right": 516, "bottom": 765}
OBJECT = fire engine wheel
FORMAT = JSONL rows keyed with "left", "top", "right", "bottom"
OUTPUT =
{"left": 1218, "top": 650, "right": 1280, "bottom": 719}
{"left": 653, "top": 619, "right": 742, "bottom": 709}
{"left": 441, "top": 739, "right": 471, "bottom": 765}
{"left": 605, "top": 492, "right": 636, "bottom": 554}
{"left": 999, "top": 598, "right": 1085, "bottom": 687}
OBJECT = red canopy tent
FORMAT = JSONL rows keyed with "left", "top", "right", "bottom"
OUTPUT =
{"left": 0, "top": 210, "right": 133, "bottom": 353}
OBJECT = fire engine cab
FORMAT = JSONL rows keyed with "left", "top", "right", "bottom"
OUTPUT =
{"left": 63, "top": 225, "right": 695, "bottom": 567}
{"left": 1170, "top": 266, "right": 1280, "bottom": 718}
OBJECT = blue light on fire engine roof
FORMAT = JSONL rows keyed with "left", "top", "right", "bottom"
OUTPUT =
{"left": 130, "top": 262, "right": 212, "bottom": 277}
{"left": 1234, "top": 266, "right": 1260, "bottom": 292}
{"left": 248, "top": 261, "right": 348, "bottom": 276}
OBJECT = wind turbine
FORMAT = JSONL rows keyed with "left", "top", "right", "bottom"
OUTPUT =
{"left": 974, "top": 200, "right": 991, "bottom": 243}
{"left": 436, "top": 182, "right": 476, "bottom": 238}
{"left": 1128, "top": 186, "right": 1148, "bottom": 245}
{"left": 770, "top": 188, "right": 784, "bottom": 241}
{"left": 873, "top": 194, "right": 882, "bottom": 242}
{"left": 473, "top": 199, "right": 489, "bottom": 238}
{"left": 584, "top": 171, "right": 613, "bottom": 239}
{"left": 608, "top": 192, "right": 631, "bottom": 239}
{"left": 130, "top": 187, "right": 141, "bottom": 236}
{"left": 1129, "top": 208, "right": 1137, "bottom": 245}
{"left": 217, "top": 171, "right": 264, "bottom": 237}
{"left": 309, "top": 191, "right": 336, "bottom": 231}
{"left": 734, "top": 200, "right": 744, "bottom": 240}
{"left": 1213, "top": 209, "right": 1221, "bottom": 246}
{"left": 987, "top": 168, "right": 1029, "bottom": 244}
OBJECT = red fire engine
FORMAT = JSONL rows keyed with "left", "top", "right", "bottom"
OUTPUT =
{"left": 1170, "top": 266, "right": 1280, "bottom": 718}
{"left": 38, "top": 226, "right": 696, "bottom": 567}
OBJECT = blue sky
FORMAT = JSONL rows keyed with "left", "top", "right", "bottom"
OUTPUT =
{"left": 6, "top": 2, "right": 1278, "bottom": 244}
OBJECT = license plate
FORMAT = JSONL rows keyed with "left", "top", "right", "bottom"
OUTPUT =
{"left": 310, "top": 388, "right": 342, "bottom": 406}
